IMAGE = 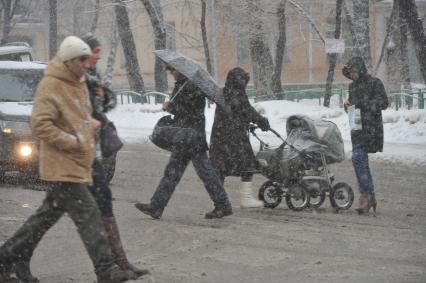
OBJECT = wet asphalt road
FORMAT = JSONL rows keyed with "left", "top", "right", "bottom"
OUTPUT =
{"left": 0, "top": 142, "right": 425, "bottom": 283}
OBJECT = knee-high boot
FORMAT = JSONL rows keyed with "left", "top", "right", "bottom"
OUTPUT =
{"left": 240, "top": 182, "right": 263, "bottom": 208}
{"left": 102, "top": 217, "right": 150, "bottom": 278}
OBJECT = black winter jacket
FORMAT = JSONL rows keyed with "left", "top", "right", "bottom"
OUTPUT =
{"left": 167, "top": 78, "right": 208, "bottom": 153}
{"left": 343, "top": 57, "right": 389, "bottom": 153}
{"left": 209, "top": 67, "right": 269, "bottom": 176}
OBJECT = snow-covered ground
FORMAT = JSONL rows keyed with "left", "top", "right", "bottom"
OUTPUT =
{"left": 107, "top": 99, "right": 426, "bottom": 166}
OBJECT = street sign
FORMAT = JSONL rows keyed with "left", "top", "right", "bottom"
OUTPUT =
{"left": 325, "top": 39, "right": 345, "bottom": 54}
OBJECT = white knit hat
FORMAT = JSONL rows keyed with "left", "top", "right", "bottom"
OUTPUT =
{"left": 57, "top": 36, "right": 92, "bottom": 62}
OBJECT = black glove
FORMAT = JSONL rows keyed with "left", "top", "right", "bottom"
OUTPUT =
{"left": 257, "top": 117, "right": 270, "bottom": 131}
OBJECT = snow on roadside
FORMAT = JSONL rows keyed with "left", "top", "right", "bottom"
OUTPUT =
{"left": 107, "top": 100, "right": 426, "bottom": 166}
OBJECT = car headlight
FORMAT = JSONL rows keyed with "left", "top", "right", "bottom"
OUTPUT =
{"left": 19, "top": 144, "right": 33, "bottom": 157}
{"left": 15, "top": 142, "right": 36, "bottom": 159}
{"left": 0, "top": 120, "right": 32, "bottom": 135}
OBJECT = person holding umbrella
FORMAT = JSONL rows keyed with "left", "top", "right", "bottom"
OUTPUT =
{"left": 210, "top": 67, "right": 270, "bottom": 208}
{"left": 135, "top": 65, "right": 232, "bottom": 219}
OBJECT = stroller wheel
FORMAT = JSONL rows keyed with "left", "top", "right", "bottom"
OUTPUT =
{"left": 304, "top": 180, "right": 326, "bottom": 209}
{"left": 285, "top": 184, "right": 310, "bottom": 211}
{"left": 329, "top": 182, "right": 354, "bottom": 210}
{"left": 258, "top": 181, "right": 283, "bottom": 208}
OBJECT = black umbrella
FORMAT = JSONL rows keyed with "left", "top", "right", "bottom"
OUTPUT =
{"left": 153, "top": 49, "right": 224, "bottom": 106}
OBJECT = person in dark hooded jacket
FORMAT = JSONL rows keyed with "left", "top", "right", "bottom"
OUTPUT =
{"left": 342, "top": 56, "right": 389, "bottom": 214}
{"left": 210, "top": 67, "right": 270, "bottom": 208}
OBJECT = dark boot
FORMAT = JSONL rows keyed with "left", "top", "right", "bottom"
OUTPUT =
{"left": 370, "top": 194, "right": 377, "bottom": 216}
{"left": 134, "top": 203, "right": 162, "bottom": 219}
{"left": 103, "top": 217, "right": 150, "bottom": 278}
{"left": 0, "top": 264, "right": 19, "bottom": 283}
{"left": 12, "top": 261, "right": 39, "bottom": 283}
{"left": 97, "top": 265, "right": 134, "bottom": 283}
{"left": 205, "top": 205, "right": 233, "bottom": 219}
{"left": 356, "top": 192, "right": 370, "bottom": 214}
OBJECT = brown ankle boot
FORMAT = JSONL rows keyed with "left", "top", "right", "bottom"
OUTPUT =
{"left": 356, "top": 192, "right": 370, "bottom": 214}
{"left": 103, "top": 217, "right": 150, "bottom": 279}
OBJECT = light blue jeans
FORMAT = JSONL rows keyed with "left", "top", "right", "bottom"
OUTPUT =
{"left": 351, "top": 148, "right": 375, "bottom": 196}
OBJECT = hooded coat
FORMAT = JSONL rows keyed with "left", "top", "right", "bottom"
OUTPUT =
{"left": 31, "top": 57, "right": 96, "bottom": 184}
{"left": 209, "top": 67, "right": 269, "bottom": 176}
{"left": 342, "top": 57, "right": 389, "bottom": 153}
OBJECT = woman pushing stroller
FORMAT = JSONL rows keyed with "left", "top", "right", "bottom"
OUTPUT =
{"left": 210, "top": 67, "right": 270, "bottom": 208}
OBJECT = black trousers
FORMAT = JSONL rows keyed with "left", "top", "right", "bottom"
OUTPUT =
{"left": 0, "top": 182, "right": 114, "bottom": 276}
{"left": 88, "top": 158, "right": 113, "bottom": 217}
{"left": 151, "top": 150, "right": 231, "bottom": 212}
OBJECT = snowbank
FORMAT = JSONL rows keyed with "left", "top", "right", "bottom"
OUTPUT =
{"left": 107, "top": 100, "right": 426, "bottom": 166}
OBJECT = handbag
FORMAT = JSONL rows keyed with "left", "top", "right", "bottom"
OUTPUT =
{"left": 150, "top": 115, "right": 199, "bottom": 152}
{"left": 100, "top": 120, "right": 123, "bottom": 158}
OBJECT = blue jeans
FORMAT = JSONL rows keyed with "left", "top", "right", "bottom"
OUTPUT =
{"left": 351, "top": 148, "right": 375, "bottom": 196}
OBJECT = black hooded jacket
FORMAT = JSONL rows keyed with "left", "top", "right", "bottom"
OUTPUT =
{"left": 342, "top": 57, "right": 389, "bottom": 153}
{"left": 209, "top": 67, "right": 269, "bottom": 176}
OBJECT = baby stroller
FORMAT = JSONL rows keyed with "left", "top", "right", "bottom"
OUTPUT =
{"left": 251, "top": 115, "right": 354, "bottom": 212}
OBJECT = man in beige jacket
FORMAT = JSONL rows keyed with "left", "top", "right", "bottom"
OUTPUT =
{"left": 0, "top": 36, "right": 134, "bottom": 283}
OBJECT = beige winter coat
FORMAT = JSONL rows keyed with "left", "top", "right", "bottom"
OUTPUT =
{"left": 31, "top": 57, "right": 96, "bottom": 184}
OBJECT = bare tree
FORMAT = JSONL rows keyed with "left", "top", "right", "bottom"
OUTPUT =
{"left": 373, "top": 3, "right": 396, "bottom": 75}
{"left": 90, "top": 0, "right": 100, "bottom": 33}
{"left": 140, "top": 0, "right": 168, "bottom": 92}
{"left": 270, "top": 0, "right": 287, "bottom": 97}
{"left": 0, "top": 0, "right": 20, "bottom": 44}
{"left": 323, "top": 0, "right": 343, "bottom": 107}
{"left": 385, "top": 0, "right": 410, "bottom": 92}
{"left": 352, "top": 0, "right": 371, "bottom": 68}
{"left": 103, "top": 20, "right": 119, "bottom": 89}
{"left": 246, "top": 0, "right": 274, "bottom": 99}
{"left": 114, "top": 0, "right": 145, "bottom": 93}
{"left": 49, "top": 0, "right": 57, "bottom": 58}
{"left": 399, "top": 0, "right": 426, "bottom": 84}
{"left": 200, "top": 0, "right": 212, "bottom": 75}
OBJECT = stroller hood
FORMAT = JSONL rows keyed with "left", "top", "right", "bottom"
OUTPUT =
{"left": 286, "top": 115, "right": 345, "bottom": 164}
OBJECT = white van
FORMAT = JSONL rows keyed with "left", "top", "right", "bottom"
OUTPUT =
{"left": 0, "top": 44, "right": 34, "bottom": 61}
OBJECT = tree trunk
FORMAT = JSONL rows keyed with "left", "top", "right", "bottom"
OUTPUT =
{"left": 200, "top": 0, "right": 213, "bottom": 75}
{"left": 353, "top": 0, "right": 372, "bottom": 69}
{"left": 246, "top": 0, "right": 274, "bottom": 99}
{"left": 398, "top": 1, "right": 410, "bottom": 89}
{"left": 373, "top": 2, "right": 396, "bottom": 75}
{"left": 1, "top": 0, "right": 20, "bottom": 45}
{"left": 323, "top": 0, "right": 343, "bottom": 107}
{"left": 48, "top": 0, "right": 57, "bottom": 59}
{"left": 90, "top": 0, "right": 100, "bottom": 33}
{"left": 103, "top": 21, "right": 119, "bottom": 89}
{"left": 271, "top": 0, "right": 287, "bottom": 98}
{"left": 114, "top": 0, "right": 145, "bottom": 93}
{"left": 399, "top": 0, "right": 426, "bottom": 84}
{"left": 386, "top": 0, "right": 410, "bottom": 92}
{"left": 140, "top": 0, "right": 168, "bottom": 92}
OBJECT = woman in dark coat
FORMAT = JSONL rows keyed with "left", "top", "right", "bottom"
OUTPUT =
{"left": 342, "top": 57, "right": 389, "bottom": 214}
{"left": 210, "top": 67, "right": 269, "bottom": 208}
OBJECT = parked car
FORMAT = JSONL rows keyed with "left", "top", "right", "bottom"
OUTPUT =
{"left": 0, "top": 44, "right": 34, "bottom": 61}
{"left": 0, "top": 61, "right": 117, "bottom": 183}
